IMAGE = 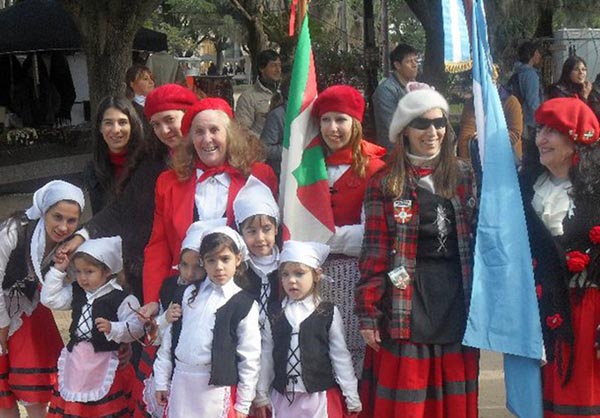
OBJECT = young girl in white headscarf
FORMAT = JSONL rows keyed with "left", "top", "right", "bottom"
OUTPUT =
{"left": 0, "top": 179, "right": 85, "bottom": 418}
{"left": 41, "top": 236, "right": 144, "bottom": 417}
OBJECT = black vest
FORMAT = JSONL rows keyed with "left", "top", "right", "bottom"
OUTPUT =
{"left": 170, "top": 284, "right": 255, "bottom": 386}
{"left": 246, "top": 267, "right": 279, "bottom": 305}
{"left": 67, "top": 283, "right": 128, "bottom": 352}
{"left": 159, "top": 274, "right": 183, "bottom": 312}
{"left": 2, "top": 217, "right": 39, "bottom": 300}
{"left": 269, "top": 301, "right": 336, "bottom": 394}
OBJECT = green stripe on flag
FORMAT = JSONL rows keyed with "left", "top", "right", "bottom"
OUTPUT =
{"left": 283, "top": 16, "right": 312, "bottom": 150}
{"left": 292, "top": 142, "right": 328, "bottom": 186}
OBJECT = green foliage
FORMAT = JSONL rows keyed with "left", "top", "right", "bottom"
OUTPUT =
{"left": 387, "top": 0, "right": 426, "bottom": 52}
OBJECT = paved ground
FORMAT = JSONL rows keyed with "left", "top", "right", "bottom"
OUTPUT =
{"left": 0, "top": 192, "right": 513, "bottom": 417}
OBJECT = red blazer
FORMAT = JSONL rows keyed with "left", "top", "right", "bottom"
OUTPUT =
{"left": 143, "top": 162, "right": 277, "bottom": 303}
{"left": 330, "top": 140, "right": 386, "bottom": 226}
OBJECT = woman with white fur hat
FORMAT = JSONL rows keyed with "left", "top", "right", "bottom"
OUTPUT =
{"left": 0, "top": 180, "right": 85, "bottom": 418}
{"left": 356, "top": 83, "right": 478, "bottom": 418}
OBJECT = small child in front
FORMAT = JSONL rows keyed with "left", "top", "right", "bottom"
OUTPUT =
{"left": 41, "top": 236, "right": 144, "bottom": 417}
{"left": 254, "top": 240, "right": 362, "bottom": 418}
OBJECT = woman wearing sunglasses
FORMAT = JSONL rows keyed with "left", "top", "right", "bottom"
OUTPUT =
{"left": 356, "top": 83, "right": 478, "bottom": 418}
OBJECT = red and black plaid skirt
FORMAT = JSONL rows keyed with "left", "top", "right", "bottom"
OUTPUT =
{"left": 0, "top": 304, "right": 63, "bottom": 408}
{"left": 359, "top": 340, "right": 479, "bottom": 418}
{"left": 543, "top": 288, "right": 600, "bottom": 418}
{"left": 132, "top": 344, "right": 158, "bottom": 418}
{"left": 47, "top": 363, "right": 135, "bottom": 418}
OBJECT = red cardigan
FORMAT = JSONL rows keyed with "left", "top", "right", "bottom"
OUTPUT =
{"left": 143, "top": 162, "right": 277, "bottom": 303}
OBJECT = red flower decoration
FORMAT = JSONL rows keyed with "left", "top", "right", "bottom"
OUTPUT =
{"left": 590, "top": 226, "right": 600, "bottom": 245}
{"left": 546, "top": 314, "right": 563, "bottom": 330}
{"left": 566, "top": 250, "right": 590, "bottom": 273}
{"left": 536, "top": 284, "right": 542, "bottom": 300}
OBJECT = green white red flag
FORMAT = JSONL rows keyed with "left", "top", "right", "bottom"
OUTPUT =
{"left": 279, "top": 14, "right": 335, "bottom": 242}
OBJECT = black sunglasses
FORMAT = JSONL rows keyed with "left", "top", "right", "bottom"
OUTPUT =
{"left": 409, "top": 116, "right": 447, "bottom": 130}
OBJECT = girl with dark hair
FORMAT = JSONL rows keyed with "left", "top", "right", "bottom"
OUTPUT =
{"left": 546, "top": 56, "right": 600, "bottom": 121}
{"left": 84, "top": 96, "right": 145, "bottom": 214}
{"left": 521, "top": 97, "right": 600, "bottom": 417}
{"left": 0, "top": 180, "right": 85, "bottom": 418}
{"left": 153, "top": 227, "right": 260, "bottom": 418}
{"left": 356, "top": 83, "right": 478, "bottom": 418}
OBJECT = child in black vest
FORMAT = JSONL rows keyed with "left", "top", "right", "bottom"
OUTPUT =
{"left": 233, "top": 175, "right": 281, "bottom": 329}
{"left": 41, "top": 236, "right": 144, "bottom": 417}
{"left": 153, "top": 226, "right": 261, "bottom": 418}
{"left": 254, "top": 240, "right": 362, "bottom": 418}
{"left": 139, "top": 218, "right": 223, "bottom": 417}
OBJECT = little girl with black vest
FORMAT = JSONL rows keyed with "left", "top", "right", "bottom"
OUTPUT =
{"left": 140, "top": 218, "right": 225, "bottom": 417}
{"left": 254, "top": 240, "right": 361, "bottom": 418}
{"left": 153, "top": 226, "right": 261, "bottom": 418}
{"left": 41, "top": 236, "right": 145, "bottom": 417}
{"left": 233, "top": 175, "right": 281, "bottom": 329}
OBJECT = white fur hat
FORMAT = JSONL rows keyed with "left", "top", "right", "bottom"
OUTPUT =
{"left": 279, "top": 240, "right": 330, "bottom": 269}
{"left": 388, "top": 82, "right": 449, "bottom": 144}
{"left": 76, "top": 236, "right": 123, "bottom": 274}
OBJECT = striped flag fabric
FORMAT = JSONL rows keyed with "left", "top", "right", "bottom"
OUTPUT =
{"left": 442, "top": 0, "right": 472, "bottom": 72}
{"left": 279, "top": 14, "right": 335, "bottom": 242}
{"left": 462, "top": 1, "right": 544, "bottom": 417}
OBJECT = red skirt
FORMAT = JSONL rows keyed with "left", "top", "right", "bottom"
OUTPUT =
{"left": 0, "top": 304, "right": 63, "bottom": 408}
{"left": 133, "top": 345, "right": 157, "bottom": 418}
{"left": 47, "top": 363, "right": 136, "bottom": 418}
{"left": 359, "top": 340, "right": 479, "bottom": 418}
{"left": 543, "top": 288, "right": 600, "bottom": 418}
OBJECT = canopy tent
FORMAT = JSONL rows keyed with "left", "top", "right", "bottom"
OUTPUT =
{"left": 0, "top": 0, "right": 167, "bottom": 55}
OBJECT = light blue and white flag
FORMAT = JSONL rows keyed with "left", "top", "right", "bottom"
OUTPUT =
{"left": 462, "top": 1, "right": 544, "bottom": 417}
{"left": 442, "top": 0, "right": 472, "bottom": 72}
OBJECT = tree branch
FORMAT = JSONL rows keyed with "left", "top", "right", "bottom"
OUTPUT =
{"left": 229, "top": 0, "right": 253, "bottom": 22}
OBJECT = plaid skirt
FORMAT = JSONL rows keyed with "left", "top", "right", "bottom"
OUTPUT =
{"left": 359, "top": 339, "right": 479, "bottom": 418}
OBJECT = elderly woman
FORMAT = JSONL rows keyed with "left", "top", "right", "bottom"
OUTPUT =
{"left": 521, "top": 98, "right": 600, "bottom": 417}
{"left": 142, "top": 98, "right": 277, "bottom": 316}
{"left": 356, "top": 84, "right": 478, "bottom": 418}
{"left": 310, "top": 84, "right": 386, "bottom": 374}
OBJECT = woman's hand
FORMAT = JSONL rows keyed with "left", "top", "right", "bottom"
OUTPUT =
{"left": 58, "top": 234, "right": 85, "bottom": 257}
{"left": 582, "top": 80, "right": 593, "bottom": 99}
{"left": 155, "top": 390, "right": 168, "bottom": 406}
{"left": 253, "top": 405, "right": 271, "bottom": 418}
{"left": 0, "top": 326, "right": 9, "bottom": 355}
{"left": 95, "top": 317, "right": 112, "bottom": 334}
{"left": 360, "top": 329, "right": 381, "bottom": 352}
{"left": 235, "top": 411, "right": 248, "bottom": 418}
{"left": 165, "top": 303, "right": 182, "bottom": 323}
{"left": 138, "top": 302, "right": 159, "bottom": 318}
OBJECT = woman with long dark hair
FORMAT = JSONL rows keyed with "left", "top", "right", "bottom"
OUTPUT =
{"left": 356, "top": 83, "right": 478, "bottom": 418}
{"left": 84, "top": 96, "right": 144, "bottom": 214}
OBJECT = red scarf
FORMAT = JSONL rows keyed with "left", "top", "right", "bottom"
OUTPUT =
{"left": 109, "top": 149, "right": 128, "bottom": 180}
{"left": 195, "top": 160, "right": 247, "bottom": 224}
{"left": 325, "top": 145, "right": 353, "bottom": 166}
{"left": 413, "top": 167, "right": 434, "bottom": 177}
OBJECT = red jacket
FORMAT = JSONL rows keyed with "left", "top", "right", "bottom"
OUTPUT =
{"left": 143, "top": 163, "right": 277, "bottom": 303}
{"left": 329, "top": 140, "right": 386, "bottom": 226}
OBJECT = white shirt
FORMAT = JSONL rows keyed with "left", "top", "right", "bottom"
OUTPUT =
{"left": 256, "top": 295, "right": 361, "bottom": 411}
{"left": 195, "top": 169, "right": 231, "bottom": 220}
{"left": 153, "top": 277, "right": 261, "bottom": 414}
{"left": 532, "top": 172, "right": 574, "bottom": 236}
{"left": 41, "top": 268, "right": 144, "bottom": 343}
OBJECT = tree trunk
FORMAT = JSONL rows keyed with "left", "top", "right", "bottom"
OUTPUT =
{"left": 247, "top": 17, "right": 269, "bottom": 79}
{"left": 56, "top": 0, "right": 160, "bottom": 117}
{"left": 405, "top": 0, "right": 447, "bottom": 93}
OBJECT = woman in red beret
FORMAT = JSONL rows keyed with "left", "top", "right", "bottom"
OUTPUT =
{"left": 521, "top": 97, "right": 600, "bottom": 417}
{"left": 142, "top": 97, "right": 277, "bottom": 316}
{"left": 310, "top": 84, "right": 386, "bottom": 375}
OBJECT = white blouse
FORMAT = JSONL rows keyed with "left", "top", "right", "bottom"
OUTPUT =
{"left": 153, "top": 277, "right": 261, "bottom": 414}
{"left": 532, "top": 172, "right": 574, "bottom": 236}
{"left": 195, "top": 169, "right": 231, "bottom": 220}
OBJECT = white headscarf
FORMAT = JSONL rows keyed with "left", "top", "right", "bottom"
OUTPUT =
{"left": 76, "top": 236, "right": 123, "bottom": 274}
{"left": 233, "top": 175, "right": 280, "bottom": 227}
{"left": 25, "top": 180, "right": 85, "bottom": 280}
{"left": 203, "top": 226, "right": 249, "bottom": 262}
{"left": 279, "top": 240, "right": 330, "bottom": 269}
{"left": 181, "top": 218, "right": 227, "bottom": 253}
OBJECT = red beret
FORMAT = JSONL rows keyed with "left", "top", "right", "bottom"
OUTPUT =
{"left": 181, "top": 98, "right": 234, "bottom": 136}
{"left": 311, "top": 85, "right": 365, "bottom": 122}
{"left": 535, "top": 98, "right": 600, "bottom": 145}
{"left": 144, "top": 84, "right": 198, "bottom": 119}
